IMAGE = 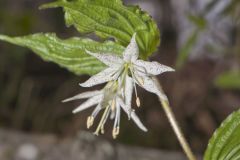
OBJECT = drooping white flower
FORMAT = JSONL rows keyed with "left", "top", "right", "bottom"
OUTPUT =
{"left": 63, "top": 79, "right": 147, "bottom": 138}
{"left": 81, "top": 33, "right": 175, "bottom": 106}
{"left": 63, "top": 33, "right": 174, "bottom": 138}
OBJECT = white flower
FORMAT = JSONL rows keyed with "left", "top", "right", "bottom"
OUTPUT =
{"left": 81, "top": 33, "right": 175, "bottom": 106}
{"left": 63, "top": 78, "right": 147, "bottom": 138}
{"left": 63, "top": 33, "right": 174, "bottom": 138}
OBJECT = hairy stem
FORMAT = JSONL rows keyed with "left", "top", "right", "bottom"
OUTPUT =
{"left": 153, "top": 77, "right": 197, "bottom": 160}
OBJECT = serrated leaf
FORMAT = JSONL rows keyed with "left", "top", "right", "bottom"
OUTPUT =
{"left": 215, "top": 71, "right": 240, "bottom": 90}
{"left": 40, "top": 0, "right": 160, "bottom": 59}
{"left": 204, "top": 108, "right": 240, "bottom": 160}
{"left": 0, "top": 33, "right": 124, "bottom": 75}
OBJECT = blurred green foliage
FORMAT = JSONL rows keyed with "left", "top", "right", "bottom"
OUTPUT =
{"left": 176, "top": 29, "right": 199, "bottom": 68}
{"left": 215, "top": 71, "right": 240, "bottom": 90}
{"left": 176, "top": 0, "right": 240, "bottom": 69}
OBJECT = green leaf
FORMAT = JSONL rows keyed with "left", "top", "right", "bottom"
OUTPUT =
{"left": 215, "top": 71, "right": 240, "bottom": 90}
{"left": 0, "top": 33, "right": 124, "bottom": 75}
{"left": 204, "top": 108, "right": 240, "bottom": 160}
{"left": 40, "top": 0, "right": 160, "bottom": 59}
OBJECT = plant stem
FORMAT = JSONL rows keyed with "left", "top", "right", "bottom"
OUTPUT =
{"left": 153, "top": 77, "right": 197, "bottom": 160}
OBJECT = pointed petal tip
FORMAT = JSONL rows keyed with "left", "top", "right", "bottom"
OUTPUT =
{"left": 79, "top": 83, "right": 84, "bottom": 87}
{"left": 163, "top": 66, "right": 175, "bottom": 73}
{"left": 72, "top": 104, "right": 91, "bottom": 114}
{"left": 168, "top": 67, "right": 175, "bottom": 72}
{"left": 143, "top": 127, "right": 148, "bottom": 132}
{"left": 72, "top": 109, "right": 78, "bottom": 114}
{"left": 79, "top": 82, "right": 88, "bottom": 87}
{"left": 72, "top": 107, "right": 83, "bottom": 114}
{"left": 131, "top": 32, "right": 137, "bottom": 43}
{"left": 62, "top": 99, "right": 69, "bottom": 103}
{"left": 62, "top": 97, "right": 76, "bottom": 103}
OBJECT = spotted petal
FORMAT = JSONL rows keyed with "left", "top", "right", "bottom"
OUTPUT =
{"left": 135, "top": 75, "right": 167, "bottom": 100}
{"left": 134, "top": 60, "right": 175, "bottom": 75}
{"left": 73, "top": 95, "right": 102, "bottom": 114}
{"left": 62, "top": 90, "right": 102, "bottom": 102}
{"left": 86, "top": 50, "right": 123, "bottom": 67}
{"left": 117, "top": 97, "right": 147, "bottom": 132}
{"left": 123, "top": 33, "right": 139, "bottom": 62}
{"left": 80, "top": 67, "right": 119, "bottom": 87}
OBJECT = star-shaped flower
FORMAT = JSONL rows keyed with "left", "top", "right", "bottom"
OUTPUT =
{"left": 81, "top": 33, "right": 175, "bottom": 106}
{"left": 63, "top": 33, "right": 174, "bottom": 138}
{"left": 63, "top": 77, "right": 147, "bottom": 138}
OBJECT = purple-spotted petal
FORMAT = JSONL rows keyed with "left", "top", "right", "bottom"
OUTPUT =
{"left": 134, "top": 75, "right": 167, "bottom": 100}
{"left": 80, "top": 67, "right": 119, "bottom": 87}
{"left": 85, "top": 50, "right": 123, "bottom": 66}
{"left": 123, "top": 33, "right": 139, "bottom": 62}
{"left": 134, "top": 60, "right": 175, "bottom": 75}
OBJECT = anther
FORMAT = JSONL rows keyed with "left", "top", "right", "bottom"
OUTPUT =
{"left": 112, "top": 127, "right": 120, "bottom": 139}
{"left": 136, "top": 97, "right": 141, "bottom": 107}
{"left": 87, "top": 116, "right": 94, "bottom": 129}
{"left": 111, "top": 99, "right": 116, "bottom": 111}
{"left": 101, "top": 126, "right": 105, "bottom": 134}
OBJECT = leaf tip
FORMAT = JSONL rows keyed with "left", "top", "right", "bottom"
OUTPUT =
{"left": 39, "top": 2, "right": 60, "bottom": 10}
{"left": 0, "top": 35, "right": 9, "bottom": 41}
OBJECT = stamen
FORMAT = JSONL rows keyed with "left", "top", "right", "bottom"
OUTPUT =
{"left": 112, "top": 127, "right": 120, "bottom": 139}
{"left": 136, "top": 97, "right": 141, "bottom": 107}
{"left": 130, "top": 68, "right": 142, "bottom": 107}
{"left": 111, "top": 99, "right": 116, "bottom": 111}
{"left": 87, "top": 116, "right": 94, "bottom": 129}
{"left": 133, "top": 80, "right": 141, "bottom": 108}
{"left": 93, "top": 132, "right": 99, "bottom": 136}
{"left": 101, "top": 126, "right": 105, "bottom": 134}
{"left": 94, "top": 106, "right": 110, "bottom": 136}
{"left": 113, "top": 102, "right": 120, "bottom": 138}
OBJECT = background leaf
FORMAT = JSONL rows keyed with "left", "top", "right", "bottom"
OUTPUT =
{"left": 204, "top": 108, "right": 240, "bottom": 160}
{"left": 215, "top": 71, "right": 240, "bottom": 90}
{"left": 0, "top": 33, "right": 124, "bottom": 75}
{"left": 176, "top": 29, "right": 199, "bottom": 69}
{"left": 40, "top": 0, "right": 160, "bottom": 59}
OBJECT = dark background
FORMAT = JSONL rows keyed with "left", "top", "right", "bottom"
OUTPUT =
{"left": 0, "top": 0, "right": 239, "bottom": 158}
